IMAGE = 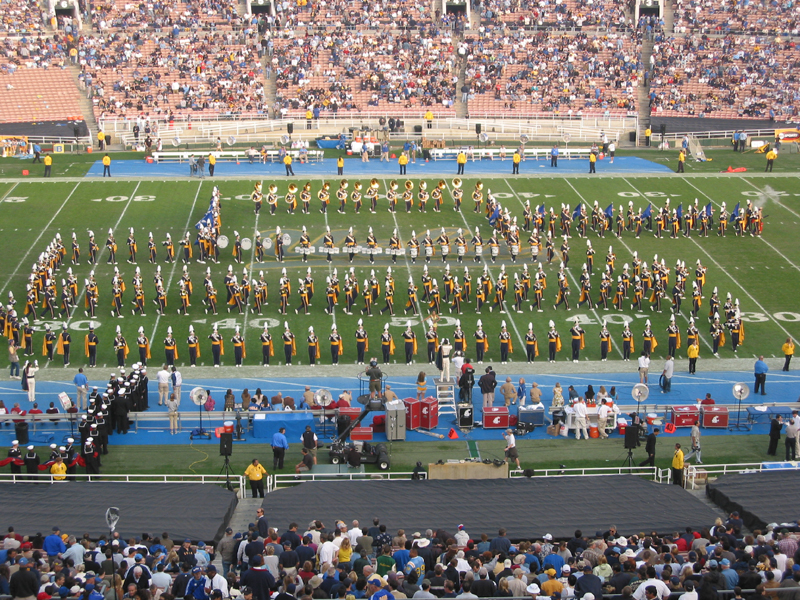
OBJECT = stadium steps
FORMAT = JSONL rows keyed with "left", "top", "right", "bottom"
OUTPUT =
{"left": 685, "top": 487, "right": 752, "bottom": 535}
{"left": 454, "top": 50, "right": 469, "bottom": 119}
{"left": 636, "top": 39, "right": 654, "bottom": 145}
{"left": 66, "top": 64, "right": 101, "bottom": 145}
{"left": 663, "top": 1, "right": 675, "bottom": 32}
{"left": 264, "top": 60, "right": 277, "bottom": 108}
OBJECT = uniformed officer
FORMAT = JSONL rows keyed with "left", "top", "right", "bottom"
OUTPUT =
{"left": 7, "top": 440, "right": 22, "bottom": 476}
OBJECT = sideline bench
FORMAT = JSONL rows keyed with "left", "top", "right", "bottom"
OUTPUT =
{"left": 151, "top": 150, "right": 324, "bottom": 163}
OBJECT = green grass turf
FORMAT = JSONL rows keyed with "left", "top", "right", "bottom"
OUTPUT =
{"left": 94, "top": 434, "right": 769, "bottom": 477}
{"left": 3, "top": 170, "right": 800, "bottom": 370}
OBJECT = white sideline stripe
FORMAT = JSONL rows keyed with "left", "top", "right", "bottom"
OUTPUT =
{"left": 622, "top": 179, "right": 794, "bottom": 341}
{"left": 149, "top": 182, "right": 204, "bottom": 344}
{"left": 67, "top": 182, "right": 142, "bottom": 325}
{"left": 680, "top": 177, "right": 800, "bottom": 273}
{"left": 0, "top": 182, "right": 81, "bottom": 298}
{"left": 502, "top": 179, "right": 623, "bottom": 359}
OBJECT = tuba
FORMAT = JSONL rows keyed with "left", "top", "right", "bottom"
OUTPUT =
{"left": 370, "top": 178, "right": 380, "bottom": 189}
{"left": 390, "top": 180, "right": 399, "bottom": 191}
{"left": 268, "top": 184, "right": 278, "bottom": 194}
{"left": 437, "top": 179, "right": 446, "bottom": 190}
{"left": 354, "top": 181, "right": 362, "bottom": 191}
{"left": 340, "top": 179, "right": 349, "bottom": 189}
{"left": 287, "top": 183, "right": 298, "bottom": 194}
{"left": 452, "top": 178, "right": 462, "bottom": 188}
{"left": 405, "top": 180, "right": 414, "bottom": 190}
{"left": 476, "top": 181, "right": 484, "bottom": 191}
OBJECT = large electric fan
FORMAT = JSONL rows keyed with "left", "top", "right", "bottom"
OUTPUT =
{"left": 729, "top": 382, "right": 751, "bottom": 431}
{"left": 519, "top": 134, "right": 529, "bottom": 143}
{"left": 315, "top": 389, "right": 334, "bottom": 438}
{"left": 105, "top": 507, "right": 120, "bottom": 533}
{"left": 631, "top": 383, "right": 649, "bottom": 413}
{"left": 190, "top": 387, "right": 211, "bottom": 439}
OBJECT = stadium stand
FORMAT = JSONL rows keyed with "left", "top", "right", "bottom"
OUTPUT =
{"left": 0, "top": 69, "right": 83, "bottom": 123}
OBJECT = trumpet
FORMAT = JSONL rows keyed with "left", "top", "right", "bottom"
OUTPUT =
{"left": 452, "top": 178, "right": 462, "bottom": 188}
{"left": 340, "top": 179, "right": 349, "bottom": 189}
{"left": 390, "top": 180, "right": 399, "bottom": 191}
{"left": 370, "top": 178, "right": 380, "bottom": 189}
{"left": 268, "top": 184, "right": 278, "bottom": 193}
{"left": 405, "top": 180, "right": 414, "bottom": 190}
{"left": 437, "top": 179, "right": 446, "bottom": 189}
{"left": 287, "top": 183, "right": 298, "bottom": 194}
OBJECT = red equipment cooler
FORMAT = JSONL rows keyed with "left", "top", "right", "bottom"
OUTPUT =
{"left": 420, "top": 397, "right": 439, "bottom": 430}
{"left": 483, "top": 406, "right": 509, "bottom": 429}
{"left": 403, "top": 398, "right": 421, "bottom": 430}
{"left": 667, "top": 406, "right": 700, "bottom": 427}
{"left": 701, "top": 406, "right": 729, "bottom": 428}
{"left": 338, "top": 407, "right": 362, "bottom": 421}
{"left": 351, "top": 427, "right": 373, "bottom": 441}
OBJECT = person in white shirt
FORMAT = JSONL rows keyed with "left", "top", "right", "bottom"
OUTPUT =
{"left": 62, "top": 536, "right": 85, "bottom": 566}
{"left": 632, "top": 570, "right": 672, "bottom": 600}
{"left": 348, "top": 521, "right": 362, "bottom": 546}
{"left": 503, "top": 429, "right": 520, "bottom": 468}
{"left": 204, "top": 565, "right": 229, "bottom": 597}
{"left": 151, "top": 564, "right": 172, "bottom": 591}
{"left": 573, "top": 397, "right": 589, "bottom": 440}
{"left": 171, "top": 366, "right": 182, "bottom": 403}
{"left": 638, "top": 352, "right": 650, "bottom": 384}
{"left": 439, "top": 339, "right": 453, "bottom": 382}
{"left": 661, "top": 356, "right": 674, "bottom": 393}
{"left": 597, "top": 399, "right": 612, "bottom": 439}
{"left": 318, "top": 534, "right": 337, "bottom": 565}
{"left": 454, "top": 526, "right": 469, "bottom": 547}
{"left": 156, "top": 365, "right": 170, "bottom": 406}
{"left": 452, "top": 352, "right": 464, "bottom": 375}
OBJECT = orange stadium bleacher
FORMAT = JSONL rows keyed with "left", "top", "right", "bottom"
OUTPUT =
{"left": 0, "top": 69, "right": 83, "bottom": 123}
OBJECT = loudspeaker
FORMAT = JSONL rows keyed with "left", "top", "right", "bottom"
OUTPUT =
{"left": 457, "top": 404, "right": 473, "bottom": 428}
{"left": 659, "top": 123, "right": 667, "bottom": 137}
{"left": 624, "top": 425, "right": 640, "bottom": 450}
{"left": 220, "top": 433, "right": 232, "bottom": 456}
{"left": 475, "top": 123, "right": 482, "bottom": 135}
{"left": 287, "top": 122, "right": 294, "bottom": 135}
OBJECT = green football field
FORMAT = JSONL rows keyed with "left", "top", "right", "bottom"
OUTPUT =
{"left": 2, "top": 170, "right": 800, "bottom": 370}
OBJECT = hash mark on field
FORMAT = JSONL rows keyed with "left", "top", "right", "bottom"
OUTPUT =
{"left": 0, "top": 182, "right": 19, "bottom": 205}
{"left": 0, "top": 182, "right": 81, "bottom": 298}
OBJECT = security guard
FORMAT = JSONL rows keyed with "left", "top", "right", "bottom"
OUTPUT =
{"left": 765, "top": 147, "right": 777, "bottom": 172}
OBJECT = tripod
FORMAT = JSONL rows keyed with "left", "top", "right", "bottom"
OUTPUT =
{"left": 622, "top": 448, "right": 635, "bottom": 469}
{"left": 219, "top": 455, "right": 234, "bottom": 491}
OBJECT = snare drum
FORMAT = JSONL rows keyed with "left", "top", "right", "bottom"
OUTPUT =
{"left": 425, "top": 246, "right": 434, "bottom": 257}
{"left": 457, "top": 245, "right": 466, "bottom": 256}
{"left": 475, "top": 245, "right": 483, "bottom": 256}
{"left": 441, "top": 245, "right": 450, "bottom": 255}
{"left": 346, "top": 244, "right": 357, "bottom": 254}
{"left": 410, "top": 247, "right": 419, "bottom": 258}
{"left": 491, "top": 246, "right": 500, "bottom": 257}
{"left": 511, "top": 244, "right": 519, "bottom": 255}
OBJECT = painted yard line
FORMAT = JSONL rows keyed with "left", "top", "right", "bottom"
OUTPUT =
{"left": 241, "top": 181, "right": 261, "bottom": 347}
{"left": 0, "top": 182, "right": 20, "bottom": 205}
{"left": 503, "top": 179, "right": 624, "bottom": 360}
{"left": 319, "top": 186, "right": 336, "bottom": 330}
{"left": 149, "top": 181, "right": 204, "bottom": 344}
{"left": 66, "top": 182, "right": 143, "bottom": 327}
{"left": 444, "top": 181, "right": 527, "bottom": 357}
{"left": 0, "top": 182, "right": 81, "bottom": 298}
{"left": 679, "top": 177, "right": 800, "bottom": 273}
{"left": 608, "top": 179, "right": 719, "bottom": 358}
{"left": 381, "top": 181, "right": 429, "bottom": 359}
{"left": 621, "top": 179, "right": 795, "bottom": 341}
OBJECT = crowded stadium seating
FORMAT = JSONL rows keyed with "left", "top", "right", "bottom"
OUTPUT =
{"left": 0, "top": 0, "right": 798, "bottom": 125}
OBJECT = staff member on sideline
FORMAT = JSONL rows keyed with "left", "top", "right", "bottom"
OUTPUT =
{"left": 671, "top": 443, "right": 684, "bottom": 486}
{"left": 271, "top": 427, "right": 289, "bottom": 469}
{"left": 754, "top": 355, "right": 768, "bottom": 395}
{"left": 782, "top": 338, "right": 794, "bottom": 371}
{"left": 639, "top": 428, "right": 659, "bottom": 467}
{"left": 102, "top": 153, "right": 112, "bottom": 177}
{"left": 43, "top": 153, "right": 53, "bottom": 177}
{"left": 503, "top": 429, "right": 520, "bottom": 468}
{"left": 244, "top": 458, "right": 267, "bottom": 498}
{"left": 301, "top": 425, "right": 318, "bottom": 465}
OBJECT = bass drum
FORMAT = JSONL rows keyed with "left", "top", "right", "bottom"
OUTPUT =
{"left": 241, "top": 238, "right": 252, "bottom": 251}
{"left": 263, "top": 237, "right": 274, "bottom": 250}
{"left": 216, "top": 235, "right": 230, "bottom": 249}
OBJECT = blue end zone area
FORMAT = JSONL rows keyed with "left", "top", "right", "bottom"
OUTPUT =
{"left": 3, "top": 369, "right": 797, "bottom": 447}
{"left": 85, "top": 155, "right": 672, "bottom": 178}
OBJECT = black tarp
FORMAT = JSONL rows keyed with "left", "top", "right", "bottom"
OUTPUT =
{"left": 263, "top": 476, "right": 721, "bottom": 540}
{"left": 649, "top": 117, "right": 775, "bottom": 136}
{"left": 0, "top": 483, "right": 237, "bottom": 543}
{"left": 0, "top": 120, "right": 89, "bottom": 140}
{"left": 707, "top": 470, "right": 800, "bottom": 530}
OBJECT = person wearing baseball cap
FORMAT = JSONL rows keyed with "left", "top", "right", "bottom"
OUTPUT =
{"left": 366, "top": 575, "right": 390, "bottom": 600}
{"left": 9, "top": 556, "right": 38, "bottom": 599}
{"left": 542, "top": 569, "right": 563, "bottom": 597}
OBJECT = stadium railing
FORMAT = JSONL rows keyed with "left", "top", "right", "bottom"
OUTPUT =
{"left": 684, "top": 461, "right": 800, "bottom": 490}
{"left": 270, "top": 471, "right": 425, "bottom": 491}
{"left": 0, "top": 472, "right": 247, "bottom": 493}
{"left": 509, "top": 465, "right": 663, "bottom": 481}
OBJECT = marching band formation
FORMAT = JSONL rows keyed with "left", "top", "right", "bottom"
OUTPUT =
{"left": 0, "top": 181, "right": 760, "bottom": 368}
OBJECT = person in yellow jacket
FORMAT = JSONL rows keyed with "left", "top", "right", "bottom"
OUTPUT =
{"left": 671, "top": 443, "right": 684, "bottom": 486}
{"left": 102, "top": 154, "right": 111, "bottom": 177}
{"left": 687, "top": 341, "right": 699, "bottom": 375}
{"left": 244, "top": 458, "right": 267, "bottom": 498}
{"left": 424, "top": 110, "right": 434, "bottom": 129}
{"left": 512, "top": 150, "right": 521, "bottom": 175}
{"left": 399, "top": 152, "right": 409, "bottom": 175}
{"left": 51, "top": 456, "right": 67, "bottom": 481}
{"left": 43, "top": 153, "right": 53, "bottom": 177}
{"left": 782, "top": 337, "right": 794, "bottom": 371}
{"left": 98, "top": 130, "right": 106, "bottom": 150}
{"left": 208, "top": 153, "right": 216, "bottom": 177}
{"left": 306, "top": 108, "right": 313, "bottom": 129}
{"left": 765, "top": 148, "right": 777, "bottom": 172}
{"left": 284, "top": 153, "right": 294, "bottom": 176}
{"left": 456, "top": 151, "right": 466, "bottom": 175}
{"left": 337, "top": 155, "right": 344, "bottom": 175}
{"left": 645, "top": 126, "right": 652, "bottom": 147}
{"left": 588, "top": 152, "right": 597, "bottom": 174}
